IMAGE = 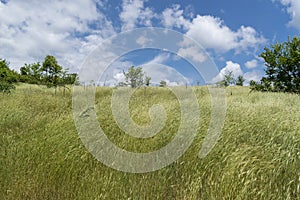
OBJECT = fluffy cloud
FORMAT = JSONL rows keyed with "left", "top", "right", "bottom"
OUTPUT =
{"left": 113, "top": 72, "right": 126, "bottom": 83}
{"left": 245, "top": 59, "right": 258, "bottom": 69}
{"left": 139, "top": 53, "right": 188, "bottom": 86}
{"left": 161, "top": 8, "right": 266, "bottom": 53}
{"left": 136, "top": 35, "right": 153, "bottom": 47}
{"left": 186, "top": 16, "right": 237, "bottom": 52}
{"left": 243, "top": 70, "right": 264, "bottom": 83}
{"left": 275, "top": 0, "right": 300, "bottom": 30}
{"left": 119, "top": 0, "right": 156, "bottom": 31}
{"left": 0, "top": 0, "right": 267, "bottom": 80}
{"left": 177, "top": 44, "right": 208, "bottom": 63}
{"left": 0, "top": 0, "right": 114, "bottom": 71}
{"left": 185, "top": 15, "right": 266, "bottom": 53}
{"left": 161, "top": 4, "right": 191, "bottom": 29}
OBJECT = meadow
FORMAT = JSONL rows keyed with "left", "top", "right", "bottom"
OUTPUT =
{"left": 1, "top": 84, "right": 300, "bottom": 199}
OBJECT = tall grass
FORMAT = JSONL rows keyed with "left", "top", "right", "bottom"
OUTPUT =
{"left": 0, "top": 84, "right": 299, "bottom": 199}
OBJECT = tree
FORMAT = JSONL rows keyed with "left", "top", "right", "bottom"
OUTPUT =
{"left": 0, "top": 59, "right": 18, "bottom": 93}
{"left": 0, "top": 81, "right": 15, "bottom": 94}
{"left": 61, "top": 72, "right": 79, "bottom": 85}
{"left": 257, "top": 36, "right": 300, "bottom": 93}
{"left": 224, "top": 71, "right": 235, "bottom": 86}
{"left": 20, "top": 62, "right": 41, "bottom": 84}
{"left": 236, "top": 75, "right": 245, "bottom": 86}
{"left": 41, "top": 55, "right": 63, "bottom": 88}
{"left": 145, "top": 76, "right": 151, "bottom": 86}
{"left": 20, "top": 59, "right": 78, "bottom": 87}
{"left": 250, "top": 78, "right": 272, "bottom": 92}
{"left": 217, "top": 71, "right": 235, "bottom": 87}
{"left": 122, "top": 66, "right": 145, "bottom": 88}
{"left": 159, "top": 80, "right": 167, "bottom": 87}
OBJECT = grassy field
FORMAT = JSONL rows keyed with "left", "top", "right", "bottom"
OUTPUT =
{"left": 1, "top": 84, "right": 300, "bottom": 199}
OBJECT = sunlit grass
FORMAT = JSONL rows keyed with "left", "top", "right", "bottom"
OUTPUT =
{"left": 0, "top": 84, "right": 299, "bottom": 199}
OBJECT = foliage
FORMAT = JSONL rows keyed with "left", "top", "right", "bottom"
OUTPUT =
{"left": 159, "top": 80, "right": 167, "bottom": 87}
{"left": 61, "top": 72, "right": 79, "bottom": 86}
{"left": 236, "top": 75, "right": 245, "bottom": 86}
{"left": 41, "top": 55, "right": 63, "bottom": 88}
{"left": 0, "top": 81, "right": 16, "bottom": 94}
{"left": 20, "top": 62, "right": 42, "bottom": 84}
{"left": 145, "top": 76, "right": 151, "bottom": 86}
{"left": 117, "top": 81, "right": 128, "bottom": 87}
{"left": 0, "top": 59, "right": 18, "bottom": 93}
{"left": 121, "top": 66, "right": 145, "bottom": 88}
{"left": 217, "top": 71, "right": 242, "bottom": 87}
{"left": 19, "top": 56, "right": 78, "bottom": 87}
{"left": 224, "top": 71, "right": 235, "bottom": 86}
{"left": 250, "top": 78, "right": 273, "bottom": 92}
{"left": 256, "top": 36, "right": 300, "bottom": 93}
{"left": 0, "top": 59, "right": 19, "bottom": 83}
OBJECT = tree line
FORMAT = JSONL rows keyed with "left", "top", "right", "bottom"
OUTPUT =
{"left": 0, "top": 55, "right": 78, "bottom": 93}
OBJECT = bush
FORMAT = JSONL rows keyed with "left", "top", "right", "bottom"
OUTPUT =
{"left": 0, "top": 81, "right": 16, "bottom": 94}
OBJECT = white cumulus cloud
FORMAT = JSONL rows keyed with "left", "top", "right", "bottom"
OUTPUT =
{"left": 178, "top": 44, "right": 208, "bottom": 63}
{"left": 244, "top": 70, "right": 264, "bottom": 83}
{"left": 0, "top": 0, "right": 114, "bottom": 71}
{"left": 185, "top": 15, "right": 266, "bottom": 53}
{"left": 119, "top": 0, "right": 156, "bottom": 31}
{"left": 274, "top": 0, "right": 300, "bottom": 30}
{"left": 161, "top": 6, "right": 266, "bottom": 54}
{"left": 245, "top": 59, "right": 258, "bottom": 69}
{"left": 161, "top": 4, "right": 191, "bottom": 29}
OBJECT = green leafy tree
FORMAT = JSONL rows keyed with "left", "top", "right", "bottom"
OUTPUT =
{"left": 0, "top": 81, "right": 15, "bottom": 94}
{"left": 250, "top": 80, "right": 264, "bottom": 92}
{"left": 145, "top": 76, "right": 151, "bottom": 86}
{"left": 20, "top": 62, "right": 41, "bottom": 84}
{"left": 250, "top": 78, "right": 272, "bottom": 92}
{"left": 224, "top": 71, "right": 235, "bottom": 86}
{"left": 257, "top": 36, "right": 300, "bottom": 93}
{"left": 41, "top": 55, "right": 63, "bottom": 88}
{"left": 117, "top": 82, "right": 127, "bottom": 87}
{"left": 122, "top": 66, "right": 145, "bottom": 88}
{"left": 159, "top": 80, "right": 167, "bottom": 87}
{"left": 61, "top": 72, "right": 79, "bottom": 85}
{"left": 236, "top": 75, "right": 245, "bottom": 86}
{"left": 217, "top": 71, "right": 235, "bottom": 87}
{"left": 0, "top": 59, "right": 18, "bottom": 93}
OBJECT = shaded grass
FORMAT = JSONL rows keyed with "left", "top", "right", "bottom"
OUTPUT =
{"left": 0, "top": 84, "right": 299, "bottom": 199}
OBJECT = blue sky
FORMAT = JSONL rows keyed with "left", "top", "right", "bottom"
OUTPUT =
{"left": 0, "top": 0, "right": 299, "bottom": 85}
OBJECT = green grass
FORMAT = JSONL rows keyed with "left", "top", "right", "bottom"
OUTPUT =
{"left": 1, "top": 84, "right": 299, "bottom": 199}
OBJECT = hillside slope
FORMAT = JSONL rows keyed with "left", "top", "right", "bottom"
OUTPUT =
{"left": 1, "top": 84, "right": 299, "bottom": 199}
